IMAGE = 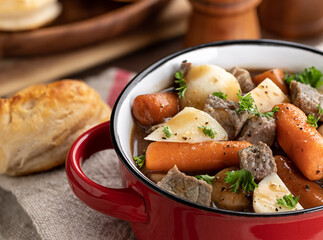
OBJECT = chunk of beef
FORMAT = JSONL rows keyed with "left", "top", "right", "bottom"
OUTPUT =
{"left": 238, "top": 116, "right": 276, "bottom": 146}
{"left": 238, "top": 142, "right": 277, "bottom": 181}
{"left": 157, "top": 166, "right": 212, "bottom": 206}
{"left": 290, "top": 80, "right": 323, "bottom": 121}
{"left": 229, "top": 66, "right": 255, "bottom": 93}
{"left": 204, "top": 94, "right": 249, "bottom": 139}
{"left": 180, "top": 61, "right": 192, "bottom": 77}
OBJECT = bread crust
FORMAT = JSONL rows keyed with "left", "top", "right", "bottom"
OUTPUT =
{"left": 0, "top": 80, "right": 111, "bottom": 176}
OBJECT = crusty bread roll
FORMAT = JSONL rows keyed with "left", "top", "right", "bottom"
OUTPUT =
{"left": 0, "top": 0, "right": 61, "bottom": 31}
{"left": 0, "top": 80, "right": 111, "bottom": 176}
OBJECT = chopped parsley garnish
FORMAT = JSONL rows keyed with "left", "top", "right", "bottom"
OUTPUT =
{"left": 224, "top": 169, "right": 258, "bottom": 193}
{"left": 162, "top": 126, "right": 172, "bottom": 138}
{"left": 174, "top": 70, "right": 187, "bottom": 99}
{"left": 257, "top": 105, "right": 280, "bottom": 118}
{"left": 198, "top": 126, "right": 217, "bottom": 139}
{"left": 306, "top": 104, "right": 323, "bottom": 128}
{"left": 236, "top": 91, "right": 256, "bottom": 114}
{"left": 307, "top": 114, "right": 318, "bottom": 128}
{"left": 212, "top": 91, "right": 228, "bottom": 100}
{"left": 284, "top": 66, "right": 323, "bottom": 89}
{"left": 236, "top": 91, "right": 279, "bottom": 118}
{"left": 276, "top": 194, "right": 300, "bottom": 209}
{"left": 134, "top": 154, "right": 145, "bottom": 168}
{"left": 195, "top": 174, "right": 215, "bottom": 184}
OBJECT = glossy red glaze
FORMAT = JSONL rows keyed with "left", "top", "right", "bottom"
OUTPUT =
{"left": 66, "top": 121, "right": 147, "bottom": 223}
{"left": 66, "top": 121, "right": 323, "bottom": 240}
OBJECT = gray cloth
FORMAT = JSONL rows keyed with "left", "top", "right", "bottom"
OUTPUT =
{"left": 0, "top": 150, "right": 136, "bottom": 240}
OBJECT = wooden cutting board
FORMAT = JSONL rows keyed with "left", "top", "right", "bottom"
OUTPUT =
{"left": 0, "top": 0, "right": 191, "bottom": 96}
{"left": 0, "top": 0, "right": 170, "bottom": 57}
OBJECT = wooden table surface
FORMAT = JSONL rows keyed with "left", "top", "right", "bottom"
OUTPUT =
{"left": 69, "top": 36, "right": 185, "bottom": 79}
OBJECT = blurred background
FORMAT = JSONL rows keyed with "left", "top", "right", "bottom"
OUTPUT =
{"left": 1, "top": 0, "right": 323, "bottom": 97}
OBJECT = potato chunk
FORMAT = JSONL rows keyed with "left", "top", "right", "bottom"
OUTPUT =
{"left": 211, "top": 167, "right": 252, "bottom": 211}
{"left": 181, "top": 64, "right": 241, "bottom": 109}
{"left": 248, "top": 78, "right": 289, "bottom": 113}
{"left": 145, "top": 107, "right": 228, "bottom": 143}
{"left": 253, "top": 173, "right": 303, "bottom": 213}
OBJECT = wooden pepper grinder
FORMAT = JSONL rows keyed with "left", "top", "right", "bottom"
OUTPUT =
{"left": 184, "top": 0, "right": 262, "bottom": 47}
{"left": 259, "top": 0, "right": 323, "bottom": 38}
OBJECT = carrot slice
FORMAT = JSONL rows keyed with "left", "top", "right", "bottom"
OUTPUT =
{"left": 145, "top": 141, "right": 251, "bottom": 172}
{"left": 253, "top": 69, "right": 289, "bottom": 95}
{"left": 132, "top": 92, "right": 179, "bottom": 126}
{"left": 275, "top": 103, "right": 323, "bottom": 180}
{"left": 275, "top": 155, "right": 323, "bottom": 209}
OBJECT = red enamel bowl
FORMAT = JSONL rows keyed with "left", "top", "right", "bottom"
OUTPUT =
{"left": 66, "top": 40, "right": 323, "bottom": 240}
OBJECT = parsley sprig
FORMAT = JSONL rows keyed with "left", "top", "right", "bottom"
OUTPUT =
{"left": 198, "top": 126, "right": 217, "bottom": 139}
{"left": 284, "top": 66, "right": 323, "bottom": 89}
{"left": 224, "top": 169, "right": 258, "bottom": 193}
{"left": 212, "top": 91, "right": 228, "bottom": 100}
{"left": 174, "top": 71, "right": 187, "bottom": 99}
{"left": 257, "top": 105, "right": 280, "bottom": 118}
{"left": 134, "top": 154, "right": 145, "bottom": 168}
{"left": 307, "top": 104, "right": 323, "bottom": 128}
{"left": 276, "top": 194, "right": 300, "bottom": 209}
{"left": 162, "top": 126, "right": 172, "bottom": 138}
{"left": 236, "top": 91, "right": 279, "bottom": 118}
{"left": 236, "top": 91, "right": 256, "bottom": 114}
{"left": 195, "top": 174, "right": 215, "bottom": 184}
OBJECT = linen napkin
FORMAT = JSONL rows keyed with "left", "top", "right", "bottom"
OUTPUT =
{"left": 0, "top": 68, "right": 136, "bottom": 240}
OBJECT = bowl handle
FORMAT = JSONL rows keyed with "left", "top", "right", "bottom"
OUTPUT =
{"left": 65, "top": 121, "right": 148, "bottom": 223}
